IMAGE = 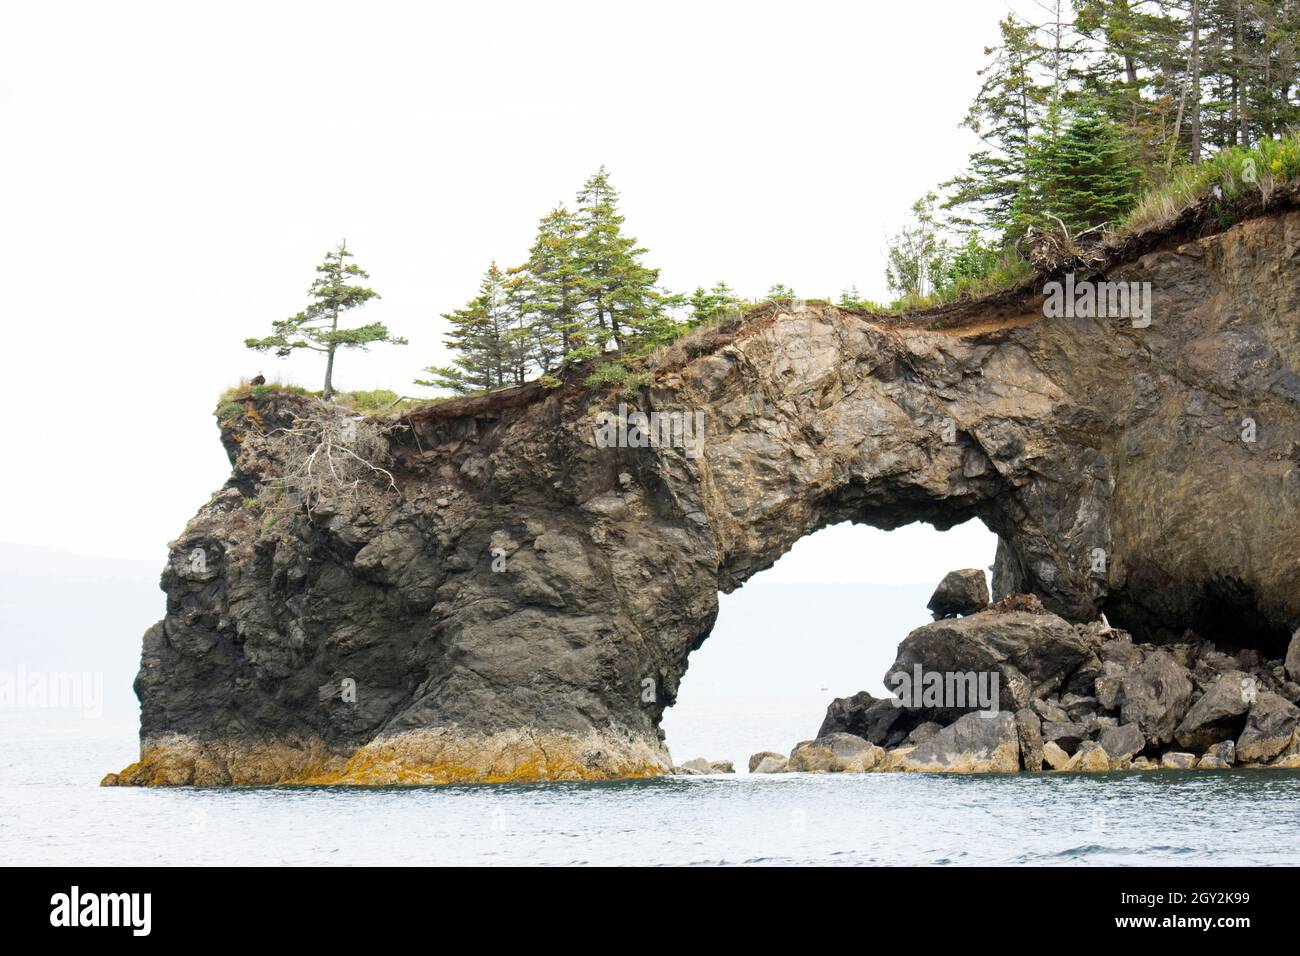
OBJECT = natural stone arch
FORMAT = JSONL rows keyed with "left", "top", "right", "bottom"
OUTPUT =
{"left": 107, "top": 210, "right": 1300, "bottom": 787}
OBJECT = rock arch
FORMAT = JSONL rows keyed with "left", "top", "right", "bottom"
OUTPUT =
{"left": 107, "top": 210, "right": 1300, "bottom": 786}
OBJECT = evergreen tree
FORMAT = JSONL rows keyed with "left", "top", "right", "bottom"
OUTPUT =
{"left": 417, "top": 262, "right": 519, "bottom": 393}
{"left": 520, "top": 205, "right": 586, "bottom": 368}
{"left": 574, "top": 166, "right": 675, "bottom": 349}
{"left": 687, "top": 281, "right": 742, "bottom": 325}
{"left": 766, "top": 282, "right": 797, "bottom": 299}
{"left": 838, "top": 285, "right": 865, "bottom": 308}
{"left": 1016, "top": 101, "right": 1140, "bottom": 232}
{"left": 246, "top": 242, "right": 404, "bottom": 401}
{"left": 943, "top": 14, "right": 1051, "bottom": 231}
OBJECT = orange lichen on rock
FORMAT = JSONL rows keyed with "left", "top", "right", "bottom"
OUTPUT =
{"left": 101, "top": 728, "right": 672, "bottom": 788}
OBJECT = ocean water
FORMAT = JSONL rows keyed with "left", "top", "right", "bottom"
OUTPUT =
{"left": 4, "top": 544, "right": 1300, "bottom": 867}
{"left": 5, "top": 713, "right": 1300, "bottom": 867}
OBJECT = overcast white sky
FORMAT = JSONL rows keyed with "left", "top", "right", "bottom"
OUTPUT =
{"left": 1, "top": 0, "right": 1022, "bottom": 565}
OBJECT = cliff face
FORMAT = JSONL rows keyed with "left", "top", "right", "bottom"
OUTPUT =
{"left": 107, "top": 209, "right": 1300, "bottom": 786}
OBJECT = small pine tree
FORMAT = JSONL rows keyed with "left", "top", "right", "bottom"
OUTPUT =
{"left": 688, "top": 281, "right": 742, "bottom": 326}
{"left": 766, "top": 283, "right": 797, "bottom": 300}
{"left": 1015, "top": 101, "right": 1140, "bottom": 233}
{"left": 246, "top": 242, "right": 405, "bottom": 400}
{"left": 417, "top": 262, "right": 521, "bottom": 394}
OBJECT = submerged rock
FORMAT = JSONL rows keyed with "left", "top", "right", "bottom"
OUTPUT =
{"left": 677, "top": 757, "right": 735, "bottom": 775}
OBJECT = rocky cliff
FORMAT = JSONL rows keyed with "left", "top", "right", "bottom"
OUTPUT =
{"left": 106, "top": 207, "right": 1300, "bottom": 786}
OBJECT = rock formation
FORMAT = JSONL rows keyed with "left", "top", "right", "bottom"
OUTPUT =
{"left": 107, "top": 206, "right": 1300, "bottom": 786}
{"left": 795, "top": 596, "right": 1300, "bottom": 774}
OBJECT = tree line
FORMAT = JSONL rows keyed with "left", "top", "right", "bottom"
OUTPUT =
{"left": 879, "top": 0, "right": 1300, "bottom": 303}
{"left": 246, "top": 2, "right": 1300, "bottom": 396}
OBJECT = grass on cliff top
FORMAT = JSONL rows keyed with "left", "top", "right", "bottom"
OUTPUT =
{"left": 217, "top": 380, "right": 427, "bottom": 419}
{"left": 1118, "top": 133, "right": 1300, "bottom": 236}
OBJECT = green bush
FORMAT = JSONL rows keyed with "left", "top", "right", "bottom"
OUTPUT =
{"left": 583, "top": 362, "right": 629, "bottom": 388}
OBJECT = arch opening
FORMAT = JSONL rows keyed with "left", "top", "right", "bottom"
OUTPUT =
{"left": 662, "top": 517, "right": 999, "bottom": 770}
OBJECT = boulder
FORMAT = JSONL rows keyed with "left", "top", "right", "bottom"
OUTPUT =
{"left": 1015, "top": 708, "right": 1044, "bottom": 771}
{"left": 1205, "top": 740, "right": 1236, "bottom": 766}
{"left": 677, "top": 758, "right": 733, "bottom": 775}
{"left": 1098, "top": 723, "right": 1145, "bottom": 767}
{"left": 926, "top": 569, "right": 989, "bottom": 619}
{"left": 817, "top": 691, "right": 914, "bottom": 747}
{"left": 1060, "top": 693, "right": 1100, "bottom": 722}
{"left": 1066, "top": 741, "right": 1111, "bottom": 773}
{"left": 1042, "top": 740, "right": 1072, "bottom": 770}
{"left": 1197, "top": 754, "right": 1231, "bottom": 769}
{"left": 884, "top": 610, "right": 1096, "bottom": 723}
{"left": 1041, "top": 721, "right": 1088, "bottom": 754}
{"left": 752, "top": 755, "right": 789, "bottom": 774}
{"left": 1236, "top": 692, "right": 1300, "bottom": 763}
{"left": 1173, "top": 672, "right": 1252, "bottom": 752}
{"left": 1117, "top": 649, "right": 1197, "bottom": 748}
{"left": 1032, "top": 698, "right": 1070, "bottom": 723}
{"left": 788, "top": 733, "right": 883, "bottom": 773}
{"left": 748, "top": 751, "right": 785, "bottom": 773}
{"left": 1160, "top": 752, "right": 1197, "bottom": 770}
{"left": 1287, "top": 629, "right": 1300, "bottom": 683}
{"left": 890, "top": 711, "right": 1020, "bottom": 773}
{"left": 1094, "top": 661, "right": 1127, "bottom": 710}
{"left": 1130, "top": 756, "right": 1158, "bottom": 770}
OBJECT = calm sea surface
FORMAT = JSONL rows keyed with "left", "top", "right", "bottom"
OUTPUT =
{"left": 4, "top": 711, "right": 1300, "bottom": 866}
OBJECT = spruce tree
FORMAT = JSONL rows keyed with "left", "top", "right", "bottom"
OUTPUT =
{"left": 246, "top": 242, "right": 404, "bottom": 400}
{"left": 520, "top": 205, "right": 586, "bottom": 368}
{"left": 1016, "top": 101, "right": 1140, "bottom": 233}
{"left": 574, "top": 166, "right": 674, "bottom": 349}
{"left": 417, "top": 262, "right": 519, "bottom": 393}
{"left": 687, "top": 281, "right": 742, "bottom": 326}
{"left": 942, "top": 14, "right": 1050, "bottom": 231}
